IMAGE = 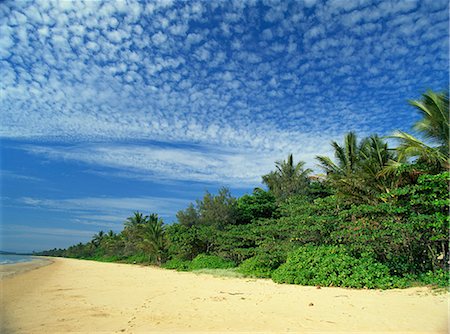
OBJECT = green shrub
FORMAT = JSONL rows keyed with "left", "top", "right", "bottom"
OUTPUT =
{"left": 162, "top": 258, "right": 191, "bottom": 271}
{"left": 189, "top": 254, "right": 235, "bottom": 270}
{"left": 272, "top": 245, "right": 407, "bottom": 289}
{"left": 238, "top": 253, "right": 285, "bottom": 278}
{"left": 417, "top": 269, "right": 449, "bottom": 288}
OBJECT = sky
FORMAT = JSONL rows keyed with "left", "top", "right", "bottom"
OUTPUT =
{"left": 0, "top": 0, "right": 448, "bottom": 253}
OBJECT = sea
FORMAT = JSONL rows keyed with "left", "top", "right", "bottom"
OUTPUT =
{"left": 0, "top": 254, "right": 34, "bottom": 265}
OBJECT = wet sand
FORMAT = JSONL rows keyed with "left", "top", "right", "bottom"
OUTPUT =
{"left": 1, "top": 257, "right": 448, "bottom": 333}
{"left": 0, "top": 257, "right": 52, "bottom": 279}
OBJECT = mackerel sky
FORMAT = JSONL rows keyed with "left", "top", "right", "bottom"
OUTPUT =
{"left": 1, "top": 0, "right": 448, "bottom": 252}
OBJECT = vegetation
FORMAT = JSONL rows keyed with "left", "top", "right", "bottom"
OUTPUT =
{"left": 272, "top": 245, "right": 409, "bottom": 289}
{"left": 37, "top": 90, "right": 449, "bottom": 290}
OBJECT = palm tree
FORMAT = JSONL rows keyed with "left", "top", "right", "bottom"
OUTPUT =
{"left": 140, "top": 213, "right": 165, "bottom": 265}
{"left": 123, "top": 211, "right": 147, "bottom": 256}
{"left": 262, "top": 153, "right": 312, "bottom": 201}
{"left": 316, "top": 133, "right": 395, "bottom": 203}
{"left": 91, "top": 230, "right": 105, "bottom": 248}
{"left": 316, "top": 132, "right": 361, "bottom": 177}
{"left": 124, "top": 211, "right": 147, "bottom": 229}
{"left": 359, "top": 135, "right": 397, "bottom": 193}
{"left": 389, "top": 90, "right": 449, "bottom": 171}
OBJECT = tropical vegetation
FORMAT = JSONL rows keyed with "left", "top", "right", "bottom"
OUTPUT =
{"left": 37, "top": 90, "right": 449, "bottom": 289}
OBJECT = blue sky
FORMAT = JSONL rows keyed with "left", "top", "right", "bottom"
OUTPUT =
{"left": 1, "top": 0, "right": 448, "bottom": 253}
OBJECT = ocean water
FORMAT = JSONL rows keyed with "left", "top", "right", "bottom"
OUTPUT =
{"left": 0, "top": 254, "right": 34, "bottom": 265}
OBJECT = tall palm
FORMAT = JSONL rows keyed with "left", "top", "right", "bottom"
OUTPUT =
{"left": 262, "top": 153, "right": 312, "bottom": 201}
{"left": 91, "top": 230, "right": 105, "bottom": 248}
{"left": 390, "top": 90, "right": 449, "bottom": 170}
{"left": 359, "top": 135, "right": 397, "bottom": 194}
{"left": 123, "top": 211, "right": 147, "bottom": 255}
{"left": 316, "top": 132, "right": 361, "bottom": 177}
{"left": 124, "top": 211, "right": 147, "bottom": 229}
{"left": 316, "top": 133, "right": 394, "bottom": 203}
{"left": 141, "top": 213, "right": 165, "bottom": 265}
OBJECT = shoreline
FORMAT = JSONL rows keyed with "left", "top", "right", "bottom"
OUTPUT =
{"left": 0, "top": 257, "right": 53, "bottom": 280}
{"left": 2, "top": 257, "right": 448, "bottom": 333}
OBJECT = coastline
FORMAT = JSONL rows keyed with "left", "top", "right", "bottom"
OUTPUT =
{"left": 0, "top": 257, "right": 53, "bottom": 280}
{"left": 1, "top": 257, "right": 448, "bottom": 333}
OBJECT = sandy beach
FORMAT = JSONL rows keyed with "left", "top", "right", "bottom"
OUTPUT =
{"left": 1, "top": 257, "right": 448, "bottom": 333}
{"left": 0, "top": 258, "right": 53, "bottom": 280}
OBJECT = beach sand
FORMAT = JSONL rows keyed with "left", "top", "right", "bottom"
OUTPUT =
{"left": 1, "top": 258, "right": 448, "bottom": 333}
{"left": 0, "top": 258, "right": 53, "bottom": 279}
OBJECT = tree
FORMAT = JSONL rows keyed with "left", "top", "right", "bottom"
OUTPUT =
{"left": 123, "top": 211, "right": 148, "bottom": 255}
{"left": 236, "top": 188, "right": 278, "bottom": 224}
{"left": 140, "top": 213, "right": 166, "bottom": 265}
{"left": 316, "top": 132, "right": 361, "bottom": 177}
{"left": 197, "top": 187, "right": 238, "bottom": 229}
{"left": 124, "top": 211, "right": 147, "bottom": 229}
{"left": 262, "top": 154, "right": 312, "bottom": 201}
{"left": 389, "top": 90, "right": 449, "bottom": 171}
{"left": 176, "top": 203, "right": 200, "bottom": 227}
{"left": 91, "top": 230, "right": 105, "bottom": 248}
{"left": 316, "top": 133, "right": 395, "bottom": 203}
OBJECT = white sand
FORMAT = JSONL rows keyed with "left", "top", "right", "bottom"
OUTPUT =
{"left": 1, "top": 257, "right": 448, "bottom": 333}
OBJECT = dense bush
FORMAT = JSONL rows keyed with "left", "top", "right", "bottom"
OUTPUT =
{"left": 162, "top": 258, "right": 191, "bottom": 271}
{"left": 416, "top": 270, "right": 450, "bottom": 288}
{"left": 238, "top": 253, "right": 285, "bottom": 278}
{"left": 272, "top": 245, "right": 409, "bottom": 289}
{"left": 189, "top": 254, "right": 235, "bottom": 270}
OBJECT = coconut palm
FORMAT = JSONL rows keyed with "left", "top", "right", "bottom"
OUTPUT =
{"left": 390, "top": 90, "right": 449, "bottom": 171}
{"left": 316, "top": 132, "right": 361, "bottom": 177}
{"left": 123, "top": 211, "right": 148, "bottom": 256}
{"left": 140, "top": 213, "right": 165, "bottom": 265}
{"left": 359, "top": 135, "right": 397, "bottom": 192}
{"left": 262, "top": 153, "right": 312, "bottom": 201}
{"left": 316, "top": 133, "right": 395, "bottom": 203}
{"left": 124, "top": 211, "right": 147, "bottom": 229}
{"left": 91, "top": 230, "right": 105, "bottom": 248}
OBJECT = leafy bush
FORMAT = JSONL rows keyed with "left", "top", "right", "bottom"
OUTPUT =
{"left": 417, "top": 269, "right": 449, "bottom": 288}
{"left": 238, "top": 253, "right": 285, "bottom": 278}
{"left": 272, "top": 245, "right": 408, "bottom": 289}
{"left": 189, "top": 254, "right": 235, "bottom": 270}
{"left": 162, "top": 258, "right": 191, "bottom": 271}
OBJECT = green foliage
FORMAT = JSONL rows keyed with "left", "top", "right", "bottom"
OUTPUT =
{"left": 391, "top": 90, "right": 449, "bottom": 170}
{"left": 236, "top": 188, "right": 278, "bottom": 224}
{"left": 122, "top": 212, "right": 166, "bottom": 264}
{"left": 416, "top": 269, "right": 449, "bottom": 288}
{"left": 176, "top": 203, "right": 199, "bottom": 227}
{"left": 316, "top": 133, "right": 396, "bottom": 204}
{"left": 238, "top": 253, "right": 285, "bottom": 278}
{"left": 189, "top": 254, "right": 236, "bottom": 270}
{"left": 197, "top": 187, "right": 238, "bottom": 229}
{"left": 272, "top": 246, "right": 408, "bottom": 289}
{"left": 162, "top": 258, "right": 191, "bottom": 271}
{"left": 262, "top": 154, "right": 312, "bottom": 201}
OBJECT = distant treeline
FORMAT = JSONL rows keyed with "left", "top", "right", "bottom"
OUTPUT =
{"left": 37, "top": 90, "right": 449, "bottom": 289}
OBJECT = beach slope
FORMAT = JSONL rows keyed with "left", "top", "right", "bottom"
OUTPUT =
{"left": 1, "top": 258, "right": 448, "bottom": 333}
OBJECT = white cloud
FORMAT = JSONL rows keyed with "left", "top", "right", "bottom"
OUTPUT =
{"left": 0, "top": 0, "right": 447, "bottom": 188}
{"left": 2, "top": 224, "right": 95, "bottom": 238}
{"left": 22, "top": 137, "right": 335, "bottom": 188}
{"left": 152, "top": 31, "right": 168, "bottom": 45}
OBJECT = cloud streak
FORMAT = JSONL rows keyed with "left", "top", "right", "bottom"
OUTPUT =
{"left": 1, "top": 0, "right": 447, "bottom": 149}
{"left": 22, "top": 141, "right": 333, "bottom": 187}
